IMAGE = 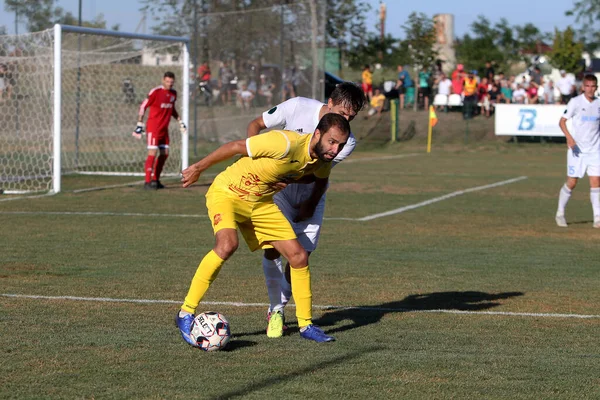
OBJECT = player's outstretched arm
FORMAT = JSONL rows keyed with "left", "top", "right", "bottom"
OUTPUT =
{"left": 247, "top": 116, "right": 267, "bottom": 138}
{"left": 181, "top": 139, "right": 248, "bottom": 188}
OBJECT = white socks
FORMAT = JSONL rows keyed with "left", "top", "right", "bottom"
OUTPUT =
{"left": 557, "top": 184, "right": 572, "bottom": 216}
{"left": 263, "top": 256, "right": 293, "bottom": 313}
{"left": 263, "top": 256, "right": 284, "bottom": 313}
{"left": 591, "top": 188, "right": 600, "bottom": 220}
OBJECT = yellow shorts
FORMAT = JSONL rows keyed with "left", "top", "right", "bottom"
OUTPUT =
{"left": 205, "top": 185, "right": 297, "bottom": 252}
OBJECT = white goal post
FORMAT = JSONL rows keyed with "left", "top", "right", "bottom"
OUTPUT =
{"left": 0, "top": 25, "right": 189, "bottom": 194}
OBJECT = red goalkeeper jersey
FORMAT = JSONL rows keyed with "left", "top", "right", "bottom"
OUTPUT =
{"left": 139, "top": 86, "right": 178, "bottom": 136}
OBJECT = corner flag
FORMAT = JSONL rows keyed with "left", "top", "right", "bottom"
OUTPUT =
{"left": 427, "top": 106, "right": 438, "bottom": 153}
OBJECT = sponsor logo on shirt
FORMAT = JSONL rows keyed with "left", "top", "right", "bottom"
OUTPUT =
{"left": 160, "top": 103, "right": 173, "bottom": 109}
{"left": 213, "top": 214, "right": 222, "bottom": 226}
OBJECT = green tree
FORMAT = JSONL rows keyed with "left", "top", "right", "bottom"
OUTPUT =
{"left": 566, "top": 0, "right": 600, "bottom": 52}
{"left": 401, "top": 12, "right": 437, "bottom": 70}
{"left": 4, "top": 0, "right": 115, "bottom": 32}
{"left": 455, "top": 15, "right": 549, "bottom": 75}
{"left": 346, "top": 33, "right": 408, "bottom": 70}
{"left": 547, "top": 27, "right": 584, "bottom": 73}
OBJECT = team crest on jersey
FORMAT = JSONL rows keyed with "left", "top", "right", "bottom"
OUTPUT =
{"left": 213, "top": 214, "right": 222, "bottom": 226}
{"left": 268, "top": 107, "right": 277, "bottom": 114}
{"left": 170, "top": 96, "right": 175, "bottom": 102}
{"left": 296, "top": 128, "right": 303, "bottom": 133}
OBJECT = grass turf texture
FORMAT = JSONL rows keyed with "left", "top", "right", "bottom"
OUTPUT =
{"left": 2, "top": 140, "right": 600, "bottom": 399}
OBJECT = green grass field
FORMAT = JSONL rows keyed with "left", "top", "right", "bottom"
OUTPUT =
{"left": 2, "top": 137, "right": 600, "bottom": 399}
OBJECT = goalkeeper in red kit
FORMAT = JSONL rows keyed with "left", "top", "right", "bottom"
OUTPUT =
{"left": 133, "top": 71, "right": 187, "bottom": 190}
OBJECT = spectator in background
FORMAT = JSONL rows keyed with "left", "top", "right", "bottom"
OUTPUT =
{"left": 462, "top": 70, "right": 478, "bottom": 119}
{"left": 543, "top": 79, "right": 556, "bottom": 104}
{"left": 530, "top": 66, "right": 543, "bottom": 88}
{"left": 0, "top": 63, "right": 13, "bottom": 101}
{"left": 527, "top": 83, "right": 539, "bottom": 104}
{"left": 478, "top": 77, "right": 490, "bottom": 117}
{"left": 520, "top": 75, "right": 529, "bottom": 89}
{"left": 198, "top": 62, "right": 211, "bottom": 83}
{"left": 451, "top": 64, "right": 465, "bottom": 95}
{"left": 512, "top": 85, "right": 527, "bottom": 104}
{"left": 219, "top": 62, "right": 234, "bottom": 105}
{"left": 361, "top": 64, "right": 373, "bottom": 101}
{"left": 500, "top": 80, "right": 512, "bottom": 103}
{"left": 367, "top": 87, "right": 386, "bottom": 118}
{"left": 508, "top": 75, "right": 517, "bottom": 91}
{"left": 498, "top": 72, "right": 507, "bottom": 88}
{"left": 396, "top": 65, "right": 413, "bottom": 110}
{"left": 435, "top": 73, "right": 452, "bottom": 111}
{"left": 557, "top": 70, "right": 576, "bottom": 104}
{"left": 488, "top": 83, "right": 502, "bottom": 112}
{"left": 258, "top": 74, "right": 275, "bottom": 108}
{"left": 237, "top": 83, "right": 255, "bottom": 112}
{"left": 418, "top": 68, "right": 431, "bottom": 110}
{"left": 484, "top": 61, "right": 495, "bottom": 82}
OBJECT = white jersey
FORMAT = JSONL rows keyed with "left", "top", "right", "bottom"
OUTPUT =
{"left": 262, "top": 97, "right": 356, "bottom": 165}
{"left": 563, "top": 94, "right": 600, "bottom": 154}
{"left": 261, "top": 96, "right": 357, "bottom": 251}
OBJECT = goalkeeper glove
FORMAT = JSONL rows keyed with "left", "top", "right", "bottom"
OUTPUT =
{"left": 179, "top": 120, "right": 187, "bottom": 135}
{"left": 132, "top": 122, "right": 144, "bottom": 139}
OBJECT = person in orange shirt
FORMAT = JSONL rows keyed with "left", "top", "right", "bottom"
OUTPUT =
{"left": 361, "top": 64, "right": 373, "bottom": 101}
{"left": 462, "top": 70, "right": 478, "bottom": 119}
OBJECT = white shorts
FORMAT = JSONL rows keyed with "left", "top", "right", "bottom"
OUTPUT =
{"left": 273, "top": 182, "right": 325, "bottom": 253}
{"left": 567, "top": 148, "right": 600, "bottom": 178}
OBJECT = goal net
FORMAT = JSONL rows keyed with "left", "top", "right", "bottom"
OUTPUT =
{"left": 0, "top": 26, "right": 189, "bottom": 194}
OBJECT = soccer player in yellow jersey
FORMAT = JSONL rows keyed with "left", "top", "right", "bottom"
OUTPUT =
{"left": 175, "top": 113, "right": 351, "bottom": 346}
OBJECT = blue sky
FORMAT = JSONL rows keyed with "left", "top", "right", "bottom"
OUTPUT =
{"left": 0, "top": 0, "right": 576, "bottom": 38}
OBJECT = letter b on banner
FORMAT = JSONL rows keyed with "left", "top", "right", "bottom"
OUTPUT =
{"left": 518, "top": 109, "right": 537, "bottom": 131}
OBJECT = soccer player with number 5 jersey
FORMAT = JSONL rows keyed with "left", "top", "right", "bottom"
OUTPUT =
{"left": 555, "top": 74, "right": 600, "bottom": 228}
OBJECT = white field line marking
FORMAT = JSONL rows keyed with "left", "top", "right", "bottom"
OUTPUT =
{"left": 2, "top": 293, "right": 599, "bottom": 320}
{"left": 70, "top": 173, "right": 219, "bottom": 194}
{"left": 354, "top": 176, "right": 528, "bottom": 222}
{"left": 0, "top": 176, "right": 528, "bottom": 221}
{"left": 0, "top": 192, "right": 57, "bottom": 203}
{"left": 342, "top": 153, "right": 420, "bottom": 164}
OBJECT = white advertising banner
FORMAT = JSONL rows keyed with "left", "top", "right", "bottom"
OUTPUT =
{"left": 495, "top": 104, "right": 571, "bottom": 137}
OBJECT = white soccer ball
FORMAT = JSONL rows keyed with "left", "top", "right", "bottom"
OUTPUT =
{"left": 190, "top": 311, "right": 231, "bottom": 351}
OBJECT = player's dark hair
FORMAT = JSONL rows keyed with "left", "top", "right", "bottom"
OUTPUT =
{"left": 583, "top": 74, "right": 598, "bottom": 84}
{"left": 164, "top": 71, "right": 175, "bottom": 79}
{"left": 316, "top": 113, "right": 351, "bottom": 138}
{"left": 329, "top": 82, "right": 367, "bottom": 113}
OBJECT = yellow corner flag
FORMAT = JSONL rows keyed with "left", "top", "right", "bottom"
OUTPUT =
{"left": 427, "top": 105, "right": 438, "bottom": 153}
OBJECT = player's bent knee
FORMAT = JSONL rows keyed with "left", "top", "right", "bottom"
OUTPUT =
{"left": 287, "top": 249, "right": 308, "bottom": 269}
{"left": 214, "top": 230, "right": 239, "bottom": 260}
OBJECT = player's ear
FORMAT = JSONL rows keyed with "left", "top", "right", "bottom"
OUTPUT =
{"left": 327, "top": 98, "right": 334, "bottom": 109}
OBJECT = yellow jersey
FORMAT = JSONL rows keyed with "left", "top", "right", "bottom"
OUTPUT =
{"left": 362, "top": 70, "right": 372, "bottom": 85}
{"left": 463, "top": 77, "right": 477, "bottom": 96}
{"left": 212, "top": 130, "right": 332, "bottom": 202}
{"left": 370, "top": 94, "right": 386, "bottom": 108}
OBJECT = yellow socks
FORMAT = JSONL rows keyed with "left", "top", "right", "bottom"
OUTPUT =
{"left": 181, "top": 250, "right": 225, "bottom": 313}
{"left": 290, "top": 265, "right": 312, "bottom": 327}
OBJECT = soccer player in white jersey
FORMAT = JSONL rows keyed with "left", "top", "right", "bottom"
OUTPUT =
{"left": 555, "top": 74, "right": 600, "bottom": 228}
{"left": 246, "top": 83, "right": 366, "bottom": 337}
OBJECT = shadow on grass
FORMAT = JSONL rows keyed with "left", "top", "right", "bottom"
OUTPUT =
{"left": 234, "top": 291, "right": 524, "bottom": 338}
{"left": 210, "top": 346, "right": 385, "bottom": 400}
{"left": 316, "top": 291, "right": 525, "bottom": 335}
{"left": 222, "top": 339, "right": 257, "bottom": 352}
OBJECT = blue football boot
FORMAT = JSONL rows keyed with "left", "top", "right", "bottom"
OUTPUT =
{"left": 299, "top": 325, "right": 335, "bottom": 343}
{"left": 175, "top": 311, "right": 198, "bottom": 347}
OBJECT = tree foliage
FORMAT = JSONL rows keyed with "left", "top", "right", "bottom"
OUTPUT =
{"left": 325, "top": 0, "right": 370, "bottom": 48}
{"left": 547, "top": 27, "right": 584, "bottom": 73}
{"left": 455, "top": 15, "right": 547, "bottom": 75}
{"left": 401, "top": 12, "right": 437, "bottom": 70}
{"left": 4, "top": 0, "right": 116, "bottom": 32}
{"left": 566, "top": 0, "right": 600, "bottom": 52}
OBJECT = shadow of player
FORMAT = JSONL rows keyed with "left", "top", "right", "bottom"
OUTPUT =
{"left": 315, "top": 290, "right": 525, "bottom": 334}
